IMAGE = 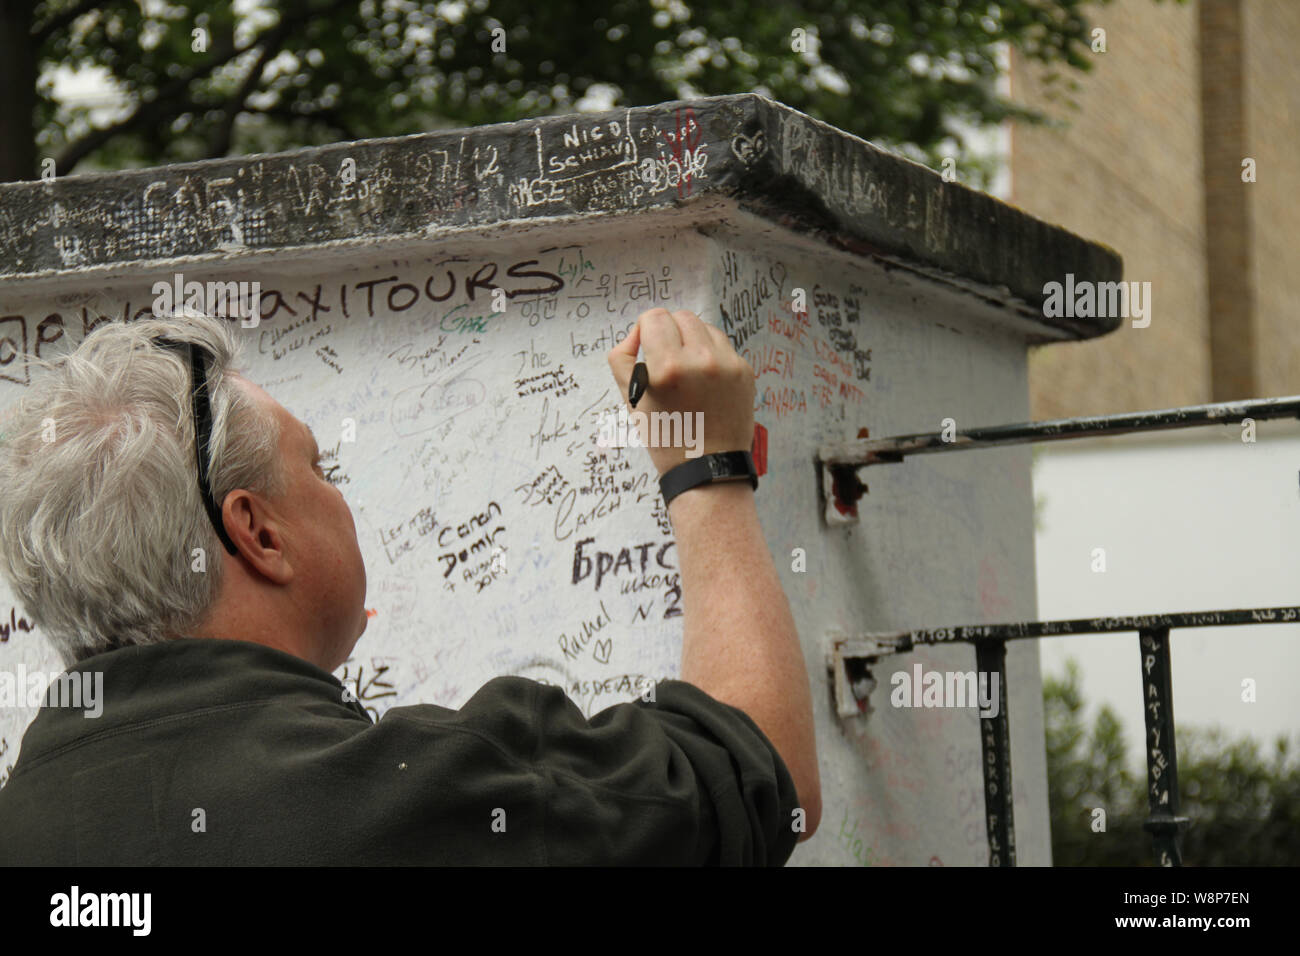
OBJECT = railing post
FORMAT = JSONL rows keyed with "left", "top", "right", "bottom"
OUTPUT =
{"left": 976, "top": 639, "right": 1016, "bottom": 866}
{"left": 1138, "top": 627, "right": 1188, "bottom": 866}
{"left": 835, "top": 607, "right": 1293, "bottom": 866}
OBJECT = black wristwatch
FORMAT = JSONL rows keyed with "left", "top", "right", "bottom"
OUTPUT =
{"left": 659, "top": 451, "right": 758, "bottom": 507}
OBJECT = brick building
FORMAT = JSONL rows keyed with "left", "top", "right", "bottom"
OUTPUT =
{"left": 1012, "top": 0, "right": 1299, "bottom": 418}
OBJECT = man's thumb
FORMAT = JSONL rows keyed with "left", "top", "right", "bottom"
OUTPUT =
{"left": 606, "top": 322, "right": 641, "bottom": 390}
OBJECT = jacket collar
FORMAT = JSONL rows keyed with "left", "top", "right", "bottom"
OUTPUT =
{"left": 14, "top": 638, "right": 370, "bottom": 766}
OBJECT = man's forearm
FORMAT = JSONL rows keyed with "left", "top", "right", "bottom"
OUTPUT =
{"left": 670, "top": 481, "right": 822, "bottom": 838}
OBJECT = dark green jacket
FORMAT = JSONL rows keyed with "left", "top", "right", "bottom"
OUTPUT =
{"left": 0, "top": 639, "right": 800, "bottom": 865}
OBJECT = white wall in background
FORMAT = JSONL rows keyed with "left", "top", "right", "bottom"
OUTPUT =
{"left": 1034, "top": 420, "right": 1300, "bottom": 766}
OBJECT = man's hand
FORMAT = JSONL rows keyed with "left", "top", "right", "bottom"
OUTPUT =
{"left": 607, "top": 308, "right": 756, "bottom": 477}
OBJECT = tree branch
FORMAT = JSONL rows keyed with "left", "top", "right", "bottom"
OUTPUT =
{"left": 205, "top": 35, "right": 281, "bottom": 159}
{"left": 33, "top": 0, "right": 103, "bottom": 45}
{"left": 53, "top": 0, "right": 352, "bottom": 173}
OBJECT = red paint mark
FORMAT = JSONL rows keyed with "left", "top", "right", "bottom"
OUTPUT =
{"left": 830, "top": 466, "right": 866, "bottom": 517}
{"left": 660, "top": 107, "right": 703, "bottom": 199}
{"left": 751, "top": 422, "right": 768, "bottom": 476}
{"left": 759, "top": 385, "right": 808, "bottom": 418}
{"left": 768, "top": 312, "right": 809, "bottom": 347}
{"left": 365, "top": 608, "right": 379, "bottom": 619}
{"left": 813, "top": 363, "right": 837, "bottom": 388}
{"left": 813, "top": 336, "right": 854, "bottom": 380}
{"left": 823, "top": 430, "right": 873, "bottom": 518}
{"left": 744, "top": 341, "right": 796, "bottom": 379}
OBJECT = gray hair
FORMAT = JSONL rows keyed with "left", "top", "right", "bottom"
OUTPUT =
{"left": 0, "top": 312, "right": 284, "bottom": 665}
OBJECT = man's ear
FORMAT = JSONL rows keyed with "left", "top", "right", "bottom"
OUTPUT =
{"left": 221, "top": 489, "right": 293, "bottom": 585}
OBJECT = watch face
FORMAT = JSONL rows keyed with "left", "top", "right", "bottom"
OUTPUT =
{"left": 701, "top": 452, "right": 753, "bottom": 483}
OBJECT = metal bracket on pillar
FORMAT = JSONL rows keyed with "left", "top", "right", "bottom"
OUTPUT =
{"left": 825, "top": 631, "right": 909, "bottom": 719}
{"left": 1138, "top": 627, "right": 1190, "bottom": 866}
{"left": 820, "top": 427, "right": 877, "bottom": 526}
{"left": 822, "top": 463, "right": 870, "bottom": 526}
{"left": 830, "top": 630, "right": 1017, "bottom": 866}
{"left": 816, "top": 395, "right": 1300, "bottom": 525}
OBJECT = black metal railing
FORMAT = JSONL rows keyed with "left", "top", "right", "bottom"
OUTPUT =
{"left": 817, "top": 394, "right": 1300, "bottom": 521}
{"left": 818, "top": 395, "right": 1300, "bottom": 865}
{"left": 829, "top": 607, "right": 1300, "bottom": 866}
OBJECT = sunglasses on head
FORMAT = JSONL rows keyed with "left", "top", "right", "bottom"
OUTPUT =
{"left": 151, "top": 335, "right": 239, "bottom": 556}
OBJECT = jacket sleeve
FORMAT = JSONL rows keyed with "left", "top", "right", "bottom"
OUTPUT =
{"left": 513, "top": 676, "right": 801, "bottom": 866}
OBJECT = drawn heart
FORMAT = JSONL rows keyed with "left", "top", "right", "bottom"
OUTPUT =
{"left": 769, "top": 260, "right": 787, "bottom": 292}
{"left": 730, "top": 131, "right": 767, "bottom": 166}
{"left": 593, "top": 639, "right": 612, "bottom": 664}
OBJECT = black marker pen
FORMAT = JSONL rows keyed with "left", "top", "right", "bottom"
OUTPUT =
{"left": 629, "top": 360, "right": 649, "bottom": 408}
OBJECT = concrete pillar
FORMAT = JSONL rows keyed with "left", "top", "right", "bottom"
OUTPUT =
{"left": 0, "top": 94, "right": 1119, "bottom": 865}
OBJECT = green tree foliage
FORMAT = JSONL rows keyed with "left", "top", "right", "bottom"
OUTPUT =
{"left": 5, "top": 0, "right": 1131, "bottom": 183}
{"left": 1045, "top": 658, "right": 1300, "bottom": 865}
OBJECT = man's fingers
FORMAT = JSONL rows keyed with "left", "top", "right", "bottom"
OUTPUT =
{"left": 608, "top": 318, "right": 640, "bottom": 361}
{"left": 638, "top": 308, "right": 685, "bottom": 386}
{"left": 609, "top": 308, "right": 725, "bottom": 395}
{"left": 671, "top": 309, "right": 715, "bottom": 358}
{"left": 607, "top": 318, "right": 642, "bottom": 390}
{"left": 703, "top": 322, "right": 748, "bottom": 374}
{"left": 703, "top": 322, "right": 730, "bottom": 351}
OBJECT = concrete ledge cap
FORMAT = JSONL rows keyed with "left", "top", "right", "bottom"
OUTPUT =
{"left": 0, "top": 93, "right": 1121, "bottom": 339}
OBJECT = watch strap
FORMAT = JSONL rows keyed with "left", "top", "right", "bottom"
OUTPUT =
{"left": 659, "top": 451, "right": 758, "bottom": 507}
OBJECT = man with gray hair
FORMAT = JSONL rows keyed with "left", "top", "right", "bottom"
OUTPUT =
{"left": 0, "top": 309, "right": 820, "bottom": 865}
